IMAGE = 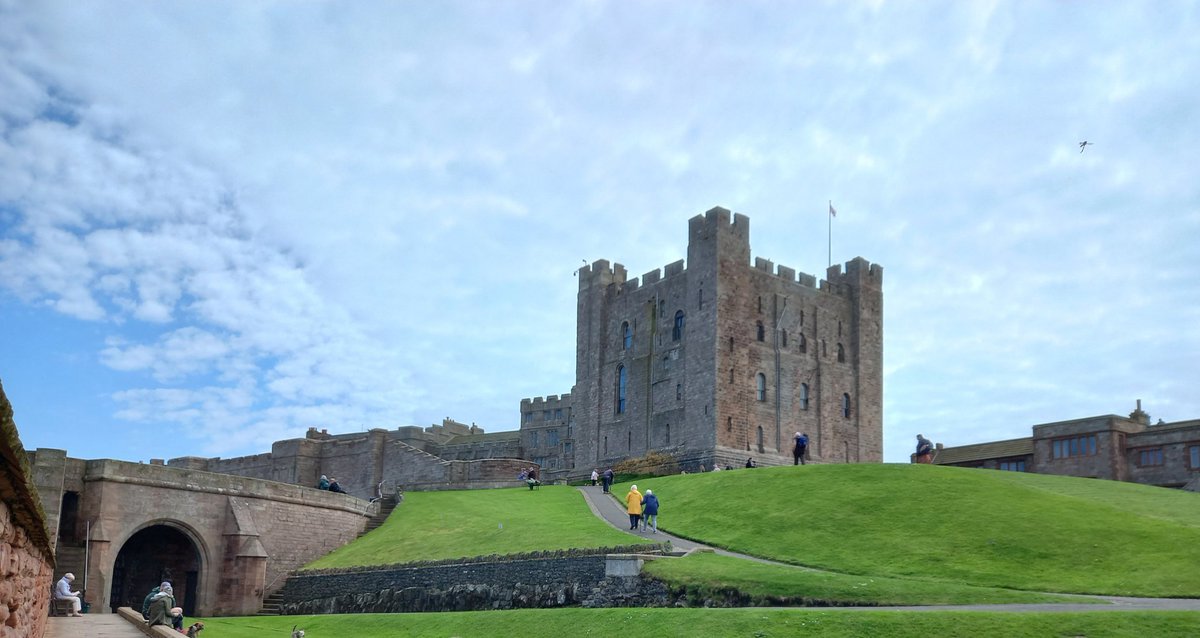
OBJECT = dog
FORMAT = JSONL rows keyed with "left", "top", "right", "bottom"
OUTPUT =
{"left": 292, "top": 625, "right": 305, "bottom": 638}
{"left": 185, "top": 622, "right": 205, "bottom": 638}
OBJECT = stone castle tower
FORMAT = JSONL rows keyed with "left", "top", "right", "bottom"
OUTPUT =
{"left": 554, "top": 206, "right": 882, "bottom": 471}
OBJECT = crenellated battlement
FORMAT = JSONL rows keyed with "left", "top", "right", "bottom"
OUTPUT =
{"left": 825, "top": 256, "right": 884, "bottom": 290}
{"left": 576, "top": 259, "right": 628, "bottom": 291}
{"left": 521, "top": 393, "right": 572, "bottom": 408}
{"left": 688, "top": 206, "right": 750, "bottom": 244}
{"left": 750, "top": 256, "right": 820, "bottom": 290}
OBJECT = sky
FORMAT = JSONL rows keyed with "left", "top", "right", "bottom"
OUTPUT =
{"left": 1, "top": 1, "right": 1197, "bottom": 465}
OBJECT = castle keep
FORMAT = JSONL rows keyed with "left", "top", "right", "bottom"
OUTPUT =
{"left": 524, "top": 207, "right": 884, "bottom": 472}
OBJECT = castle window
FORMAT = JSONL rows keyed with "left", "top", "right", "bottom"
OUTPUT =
{"left": 800, "top": 383, "right": 810, "bottom": 410}
{"left": 781, "top": 330, "right": 788, "bottom": 347}
{"left": 698, "top": 288, "right": 704, "bottom": 310}
{"left": 756, "top": 425, "right": 764, "bottom": 453}
{"left": 523, "top": 412, "right": 532, "bottom": 423}
{"left": 622, "top": 321, "right": 632, "bottom": 350}
{"left": 838, "top": 320, "right": 842, "bottom": 337}
{"left": 727, "top": 416, "right": 733, "bottom": 432}
{"left": 604, "top": 436, "right": 608, "bottom": 455}
{"left": 543, "top": 410, "right": 552, "bottom": 420}
{"left": 998, "top": 460, "right": 1026, "bottom": 472}
{"left": 665, "top": 423, "right": 671, "bottom": 445}
{"left": 616, "top": 365, "right": 627, "bottom": 414}
{"left": 555, "top": 408, "right": 563, "bottom": 420}
{"left": 547, "top": 429, "right": 560, "bottom": 446}
{"left": 798, "top": 334, "right": 807, "bottom": 353}
{"left": 673, "top": 311, "right": 685, "bottom": 341}
{"left": 530, "top": 431, "right": 539, "bottom": 447}
{"left": 756, "top": 321, "right": 765, "bottom": 342}
{"left": 729, "top": 368, "right": 734, "bottom": 384}
{"left": 758, "top": 296, "right": 763, "bottom": 313}
{"left": 563, "top": 441, "right": 573, "bottom": 454}
{"left": 841, "top": 393, "right": 851, "bottom": 418}
{"left": 729, "top": 336, "right": 734, "bottom": 352}
{"left": 567, "top": 424, "right": 573, "bottom": 438}
{"left": 1189, "top": 445, "right": 1200, "bottom": 469}
{"left": 837, "top": 343, "right": 846, "bottom": 363}
{"left": 800, "top": 310, "right": 805, "bottom": 326}
{"left": 756, "top": 373, "right": 767, "bottom": 401}
{"left": 1137, "top": 448, "right": 1164, "bottom": 467}
{"left": 628, "top": 430, "right": 632, "bottom": 451}
{"left": 676, "top": 383, "right": 682, "bottom": 400}
{"left": 1051, "top": 435, "right": 1097, "bottom": 459}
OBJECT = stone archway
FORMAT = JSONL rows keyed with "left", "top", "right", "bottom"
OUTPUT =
{"left": 109, "top": 524, "right": 203, "bottom": 615}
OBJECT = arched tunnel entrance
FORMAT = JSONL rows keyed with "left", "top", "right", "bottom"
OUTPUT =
{"left": 109, "top": 524, "right": 202, "bottom": 615}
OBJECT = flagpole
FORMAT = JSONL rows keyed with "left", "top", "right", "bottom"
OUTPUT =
{"left": 827, "top": 200, "right": 832, "bottom": 268}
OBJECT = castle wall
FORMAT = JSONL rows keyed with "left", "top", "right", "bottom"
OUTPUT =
{"left": 519, "top": 395, "right": 575, "bottom": 471}
{"left": 0, "top": 381, "right": 54, "bottom": 638}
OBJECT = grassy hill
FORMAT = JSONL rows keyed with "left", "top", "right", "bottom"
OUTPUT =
{"left": 304, "top": 486, "right": 642, "bottom": 569}
{"left": 629, "top": 463, "right": 1200, "bottom": 597}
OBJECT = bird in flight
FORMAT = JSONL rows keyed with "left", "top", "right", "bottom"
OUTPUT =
{"left": 1079, "top": 141, "right": 1093, "bottom": 153}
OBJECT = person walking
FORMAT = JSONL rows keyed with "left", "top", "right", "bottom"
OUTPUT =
{"left": 590, "top": 468, "right": 599, "bottom": 487}
{"left": 793, "top": 432, "right": 809, "bottom": 465}
{"left": 602, "top": 468, "right": 614, "bottom": 493}
{"left": 625, "top": 484, "right": 643, "bottom": 531}
{"left": 641, "top": 489, "right": 660, "bottom": 533}
{"left": 54, "top": 573, "right": 83, "bottom": 617}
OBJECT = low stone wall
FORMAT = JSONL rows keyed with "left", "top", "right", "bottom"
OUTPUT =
{"left": 0, "top": 380, "right": 55, "bottom": 638}
{"left": 280, "top": 546, "right": 664, "bottom": 614}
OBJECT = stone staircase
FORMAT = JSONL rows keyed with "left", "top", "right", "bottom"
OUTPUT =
{"left": 255, "top": 495, "right": 401, "bottom": 615}
{"left": 256, "top": 590, "right": 286, "bottom": 616}
{"left": 359, "top": 496, "right": 399, "bottom": 538}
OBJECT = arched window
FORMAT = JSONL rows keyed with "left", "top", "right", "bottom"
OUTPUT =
{"left": 756, "top": 321, "right": 765, "bottom": 342}
{"left": 622, "top": 321, "right": 632, "bottom": 350}
{"left": 781, "top": 330, "right": 788, "bottom": 347}
{"left": 616, "top": 366, "right": 627, "bottom": 414}
{"left": 756, "top": 373, "right": 767, "bottom": 401}
{"left": 673, "top": 311, "right": 685, "bottom": 341}
{"left": 842, "top": 393, "right": 852, "bottom": 418}
{"left": 756, "top": 425, "right": 764, "bottom": 452}
{"left": 800, "top": 383, "right": 810, "bottom": 410}
{"left": 676, "top": 383, "right": 682, "bottom": 400}
{"left": 799, "top": 333, "right": 807, "bottom": 353}
{"left": 837, "top": 343, "right": 846, "bottom": 363}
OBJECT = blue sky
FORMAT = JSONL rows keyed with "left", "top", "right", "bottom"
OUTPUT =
{"left": 2, "top": 1, "right": 1197, "bottom": 464}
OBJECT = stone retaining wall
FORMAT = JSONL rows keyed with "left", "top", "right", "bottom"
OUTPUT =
{"left": 0, "top": 380, "right": 54, "bottom": 638}
{"left": 280, "top": 546, "right": 664, "bottom": 614}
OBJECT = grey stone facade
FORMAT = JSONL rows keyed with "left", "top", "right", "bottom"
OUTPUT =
{"left": 934, "top": 401, "right": 1200, "bottom": 490}
{"left": 526, "top": 207, "right": 884, "bottom": 474}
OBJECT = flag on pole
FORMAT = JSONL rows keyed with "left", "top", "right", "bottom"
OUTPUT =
{"left": 829, "top": 202, "right": 837, "bottom": 217}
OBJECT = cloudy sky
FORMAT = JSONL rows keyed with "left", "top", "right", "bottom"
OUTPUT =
{"left": 2, "top": 1, "right": 1197, "bottom": 464}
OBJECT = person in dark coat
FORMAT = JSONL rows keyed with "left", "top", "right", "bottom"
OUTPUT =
{"left": 147, "top": 584, "right": 182, "bottom": 631}
{"left": 640, "top": 489, "right": 660, "bottom": 533}
{"left": 793, "top": 432, "right": 809, "bottom": 465}
{"left": 602, "top": 468, "right": 614, "bottom": 493}
{"left": 328, "top": 478, "right": 346, "bottom": 493}
{"left": 141, "top": 581, "right": 170, "bottom": 620}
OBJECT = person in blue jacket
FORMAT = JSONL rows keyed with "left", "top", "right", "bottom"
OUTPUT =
{"left": 640, "top": 489, "right": 660, "bottom": 533}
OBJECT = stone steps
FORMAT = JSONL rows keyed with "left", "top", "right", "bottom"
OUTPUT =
{"left": 256, "top": 591, "right": 285, "bottom": 615}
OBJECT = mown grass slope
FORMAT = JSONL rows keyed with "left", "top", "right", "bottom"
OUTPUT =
{"left": 304, "top": 486, "right": 640, "bottom": 569}
{"left": 197, "top": 609, "right": 1200, "bottom": 638}
{"left": 631, "top": 464, "right": 1200, "bottom": 597}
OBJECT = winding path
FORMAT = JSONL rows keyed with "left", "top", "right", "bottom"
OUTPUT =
{"left": 575, "top": 484, "right": 1200, "bottom": 612}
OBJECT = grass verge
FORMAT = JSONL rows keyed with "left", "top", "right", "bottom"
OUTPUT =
{"left": 197, "top": 609, "right": 1200, "bottom": 638}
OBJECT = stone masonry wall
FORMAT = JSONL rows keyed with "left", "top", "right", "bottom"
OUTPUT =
{"left": 0, "top": 380, "right": 54, "bottom": 638}
{"left": 279, "top": 546, "right": 663, "bottom": 614}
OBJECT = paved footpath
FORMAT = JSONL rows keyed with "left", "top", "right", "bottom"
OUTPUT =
{"left": 576, "top": 484, "right": 1200, "bottom": 613}
{"left": 45, "top": 612, "right": 146, "bottom": 638}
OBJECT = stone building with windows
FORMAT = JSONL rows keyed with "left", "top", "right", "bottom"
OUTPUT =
{"left": 933, "top": 401, "right": 1200, "bottom": 490}
{"left": 524, "top": 206, "right": 884, "bottom": 474}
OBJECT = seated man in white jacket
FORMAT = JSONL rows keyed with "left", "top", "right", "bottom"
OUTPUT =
{"left": 55, "top": 573, "right": 83, "bottom": 616}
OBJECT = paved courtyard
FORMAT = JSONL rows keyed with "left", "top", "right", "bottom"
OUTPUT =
{"left": 44, "top": 612, "right": 145, "bottom": 638}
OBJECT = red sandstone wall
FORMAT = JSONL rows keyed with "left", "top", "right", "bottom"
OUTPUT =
{"left": 1, "top": 379, "right": 55, "bottom": 638}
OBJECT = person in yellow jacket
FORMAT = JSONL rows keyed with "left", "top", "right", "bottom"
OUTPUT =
{"left": 625, "top": 484, "right": 643, "bottom": 530}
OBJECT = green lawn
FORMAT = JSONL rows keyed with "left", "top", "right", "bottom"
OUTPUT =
{"left": 643, "top": 551, "right": 1090, "bottom": 606}
{"left": 197, "top": 609, "right": 1200, "bottom": 637}
{"left": 628, "top": 464, "right": 1200, "bottom": 597}
{"left": 304, "top": 486, "right": 644, "bottom": 569}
